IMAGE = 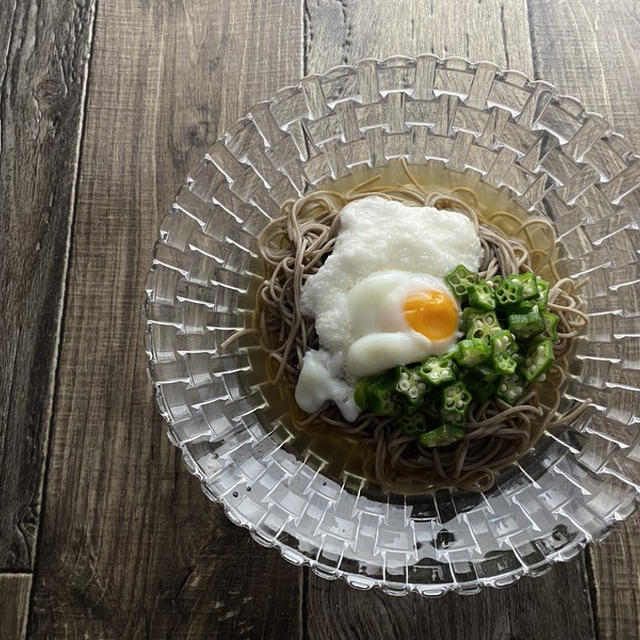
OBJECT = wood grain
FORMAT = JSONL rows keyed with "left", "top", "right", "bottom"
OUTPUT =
{"left": 527, "top": 2, "right": 640, "bottom": 638}
{"left": 0, "top": 574, "right": 31, "bottom": 640}
{"left": 307, "top": 559, "right": 595, "bottom": 640}
{"left": 304, "top": 0, "right": 533, "bottom": 74}
{"left": 29, "top": 1, "right": 303, "bottom": 638}
{"left": 527, "top": 0, "right": 640, "bottom": 132}
{"left": 0, "top": 0, "right": 96, "bottom": 571}
{"left": 303, "top": 2, "right": 596, "bottom": 637}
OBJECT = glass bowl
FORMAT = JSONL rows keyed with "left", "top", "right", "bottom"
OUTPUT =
{"left": 144, "top": 55, "right": 640, "bottom": 596}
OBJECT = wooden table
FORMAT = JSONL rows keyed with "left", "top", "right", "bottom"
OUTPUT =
{"left": 2, "top": 1, "right": 639, "bottom": 638}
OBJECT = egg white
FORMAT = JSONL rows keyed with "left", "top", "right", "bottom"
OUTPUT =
{"left": 345, "top": 271, "right": 459, "bottom": 377}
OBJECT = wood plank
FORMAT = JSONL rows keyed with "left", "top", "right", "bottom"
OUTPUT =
{"left": 588, "top": 521, "right": 640, "bottom": 640}
{"left": 304, "top": 2, "right": 596, "bottom": 638}
{"left": 527, "top": 2, "right": 640, "bottom": 638}
{"left": 0, "top": 574, "right": 31, "bottom": 640}
{"left": 304, "top": 0, "right": 533, "bottom": 73}
{"left": 29, "top": 1, "right": 303, "bottom": 638}
{"left": 0, "top": 0, "right": 96, "bottom": 571}
{"left": 527, "top": 0, "right": 640, "bottom": 132}
{"left": 307, "top": 559, "right": 595, "bottom": 640}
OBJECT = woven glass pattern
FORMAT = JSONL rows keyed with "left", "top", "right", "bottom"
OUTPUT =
{"left": 145, "top": 56, "right": 640, "bottom": 595}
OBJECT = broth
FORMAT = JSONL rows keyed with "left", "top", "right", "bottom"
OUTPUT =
{"left": 252, "top": 160, "right": 570, "bottom": 493}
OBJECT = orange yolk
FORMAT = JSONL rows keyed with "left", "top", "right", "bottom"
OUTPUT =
{"left": 403, "top": 290, "right": 458, "bottom": 340}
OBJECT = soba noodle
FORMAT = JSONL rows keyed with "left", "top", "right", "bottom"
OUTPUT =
{"left": 231, "top": 164, "right": 589, "bottom": 493}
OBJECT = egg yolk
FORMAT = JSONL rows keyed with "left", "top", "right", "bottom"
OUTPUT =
{"left": 403, "top": 290, "right": 458, "bottom": 340}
